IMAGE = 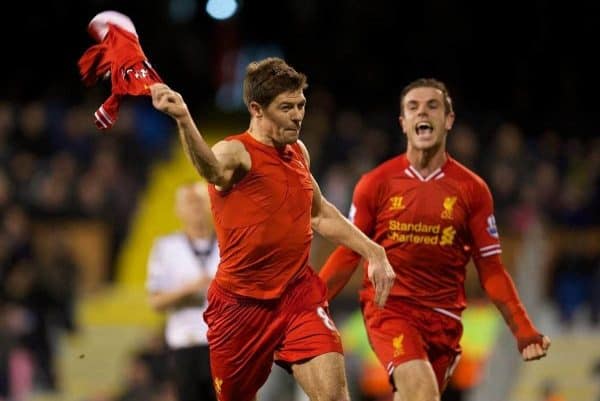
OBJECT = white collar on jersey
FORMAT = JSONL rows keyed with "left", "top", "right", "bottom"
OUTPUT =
{"left": 404, "top": 165, "right": 445, "bottom": 182}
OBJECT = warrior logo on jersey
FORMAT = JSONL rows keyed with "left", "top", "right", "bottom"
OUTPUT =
{"left": 441, "top": 196, "right": 457, "bottom": 220}
{"left": 348, "top": 203, "right": 357, "bottom": 223}
{"left": 486, "top": 215, "right": 499, "bottom": 238}
{"left": 389, "top": 196, "right": 406, "bottom": 211}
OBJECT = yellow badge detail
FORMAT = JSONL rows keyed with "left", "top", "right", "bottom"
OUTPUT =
{"left": 441, "top": 196, "right": 457, "bottom": 220}
{"left": 393, "top": 334, "right": 405, "bottom": 357}
{"left": 440, "top": 226, "right": 456, "bottom": 246}
{"left": 214, "top": 377, "right": 223, "bottom": 394}
{"left": 389, "top": 196, "right": 406, "bottom": 211}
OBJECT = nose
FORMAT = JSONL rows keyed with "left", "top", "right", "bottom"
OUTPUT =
{"left": 290, "top": 107, "right": 303, "bottom": 123}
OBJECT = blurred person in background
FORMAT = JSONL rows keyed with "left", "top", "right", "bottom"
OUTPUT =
{"left": 146, "top": 182, "right": 218, "bottom": 401}
{"left": 149, "top": 57, "right": 395, "bottom": 401}
{"left": 320, "top": 78, "right": 550, "bottom": 401}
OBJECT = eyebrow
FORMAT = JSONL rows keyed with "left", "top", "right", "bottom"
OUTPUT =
{"left": 406, "top": 98, "right": 441, "bottom": 106}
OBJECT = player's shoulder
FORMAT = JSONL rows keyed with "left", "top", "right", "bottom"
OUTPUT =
{"left": 223, "top": 131, "right": 249, "bottom": 142}
{"left": 214, "top": 132, "right": 248, "bottom": 150}
{"left": 360, "top": 154, "right": 407, "bottom": 185}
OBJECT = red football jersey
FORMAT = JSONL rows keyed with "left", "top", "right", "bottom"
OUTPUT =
{"left": 351, "top": 154, "right": 501, "bottom": 311}
{"left": 208, "top": 132, "right": 314, "bottom": 299}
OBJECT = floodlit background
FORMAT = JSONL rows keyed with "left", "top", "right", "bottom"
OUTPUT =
{"left": 1, "top": 1, "right": 599, "bottom": 401}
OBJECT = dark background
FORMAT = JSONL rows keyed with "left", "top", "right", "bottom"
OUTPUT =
{"left": 4, "top": 0, "right": 599, "bottom": 138}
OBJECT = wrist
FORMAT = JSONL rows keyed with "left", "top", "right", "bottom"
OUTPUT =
{"left": 364, "top": 243, "right": 384, "bottom": 260}
{"left": 176, "top": 113, "right": 194, "bottom": 127}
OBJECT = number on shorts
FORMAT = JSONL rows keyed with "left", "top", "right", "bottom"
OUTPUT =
{"left": 316, "top": 306, "right": 337, "bottom": 331}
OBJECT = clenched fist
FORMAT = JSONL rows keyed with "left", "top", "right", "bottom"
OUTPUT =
{"left": 150, "top": 83, "right": 190, "bottom": 121}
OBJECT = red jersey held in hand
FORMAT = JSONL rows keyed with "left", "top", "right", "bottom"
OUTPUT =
{"left": 208, "top": 132, "right": 314, "bottom": 299}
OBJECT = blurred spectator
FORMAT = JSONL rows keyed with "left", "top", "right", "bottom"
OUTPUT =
{"left": 447, "top": 122, "right": 480, "bottom": 171}
{"left": 549, "top": 237, "right": 596, "bottom": 327}
{"left": 14, "top": 102, "right": 54, "bottom": 159}
{"left": 146, "top": 182, "right": 218, "bottom": 401}
{"left": 0, "top": 102, "right": 15, "bottom": 164}
{"left": 29, "top": 151, "right": 78, "bottom": 217}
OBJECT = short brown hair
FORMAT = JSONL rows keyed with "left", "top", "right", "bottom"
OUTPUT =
{"left": 243, "top": 57, "right": 308, "bottom": 108}
{"left": 399, "top": 78, "right": 453, "bottom": 115}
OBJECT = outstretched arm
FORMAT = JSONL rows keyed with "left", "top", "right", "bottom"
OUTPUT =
{"left": 476, "top": 255, "right": 551, "bottom": 361}
{"left": 297, "top": 141, "right": 394, "bottom": 307}
{"left": 311, "top": 180, "right": 393, "bottom": 307}
{"left": 469, "top": 178, "right": 550, "bottom": 361}
{"left": 150, "top": 84, "right": 249, "bottom": 190}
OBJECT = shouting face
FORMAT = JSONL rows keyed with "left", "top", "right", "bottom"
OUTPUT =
{"left": 399, "top": 86, "right": 455, "bottom": 152}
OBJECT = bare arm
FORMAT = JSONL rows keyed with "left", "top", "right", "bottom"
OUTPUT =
{"left": 298, "top": 141, "right": 395, "bottom": 307}
{"left": 150, "top": 84, "right": 249, "bottom": 189}
{"left": 148, "top": 276, "right": 211, "bottom": 313}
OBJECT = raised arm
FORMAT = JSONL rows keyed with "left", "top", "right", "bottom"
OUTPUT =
{"left": 150, "top": 84, "right": 249, "bottom": 190}
{"left": 298, "top": 141, "right": 395, "bottom": 307}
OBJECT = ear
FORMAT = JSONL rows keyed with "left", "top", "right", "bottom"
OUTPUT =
{"left": 445, "top": 112, "right": 455, "bottom": 131}
{"left": 399, "top": 115, "right": 407, "bottom": 135}
{"left": 249, "top": 101, "right": 263, "bottom": 118}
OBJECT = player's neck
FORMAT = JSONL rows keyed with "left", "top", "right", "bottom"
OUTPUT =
{"left": 406, "top": 146, "right": 447, "bottom": 177}
{"left": 248, "top": 126, "right": 271, "bottom": 146}
{"left": 248, "top": 121, "right": 285, "bottom": 149}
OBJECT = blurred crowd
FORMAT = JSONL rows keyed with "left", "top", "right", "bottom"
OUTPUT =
{"left": 0, "top": 96, "right": 171, "bottom": 400}
{"left": 0, "top": 86, "right": 599, "bottom": 400}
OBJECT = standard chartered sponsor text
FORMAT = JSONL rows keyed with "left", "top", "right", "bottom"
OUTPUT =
{"left": 387, "top": 220, "right": 455, "bottom": 245}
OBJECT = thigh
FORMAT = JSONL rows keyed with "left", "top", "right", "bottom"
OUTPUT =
{"left": 425, "top": 314, "right": 462, "bottom": 391}
{"left": 291, "top": 352, "right": 349, "bottom": 401}
{"left": 362, "top": 300, "right": 429, "bottom": 374}
{"left": 205, "top": 286, "right": 282, "bottom": 401}
{"left": 275, "top": 272, "right": 343, "bottom": 368}
{"left": 392, "top": 359, "right": 439, "bottom": 401}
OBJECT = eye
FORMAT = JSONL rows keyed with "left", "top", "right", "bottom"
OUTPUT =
{"left": 428, "top": 100, "right": 440, "bottom": 109}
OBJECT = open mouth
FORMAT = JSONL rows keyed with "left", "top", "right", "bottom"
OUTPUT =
{"left": 415, "top": 121, "right": 433, "bottom": 136}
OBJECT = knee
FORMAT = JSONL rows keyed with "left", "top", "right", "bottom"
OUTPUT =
{"left": 393, "top": 379, "right": 440, "bottom": 401}
{"left": 315, "top": 388, "right": 349, "bottom": 401}
{"left": 394, "top": 388, "right": 439, "bottom": 401}
{"left": 320, "top": 393, "right": 349, "bottom": 401}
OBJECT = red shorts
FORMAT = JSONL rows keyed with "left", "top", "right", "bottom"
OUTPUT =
{"left": 361, "top": 297, "right": 462, "bottom": 390}
{"left": 204, "top": 267, "right": 343, "bottom": 401}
